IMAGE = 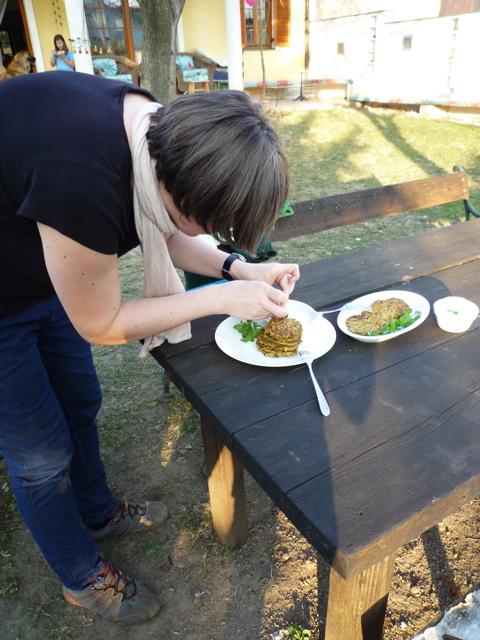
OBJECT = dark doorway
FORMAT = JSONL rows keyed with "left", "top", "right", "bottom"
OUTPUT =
{"left": 0, "top": 0, "right": 30, "bottom": 67}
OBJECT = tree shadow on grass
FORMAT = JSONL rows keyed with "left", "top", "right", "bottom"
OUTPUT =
{"left": 274, "top": 108, "right": 386, "bottom": 199}
{"left": 354, "top": 108, "right": 445, "bottom": 178}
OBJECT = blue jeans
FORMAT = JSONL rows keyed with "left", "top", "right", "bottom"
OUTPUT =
{"left": 0, "top": 296, "right": 117, "bottom": 589}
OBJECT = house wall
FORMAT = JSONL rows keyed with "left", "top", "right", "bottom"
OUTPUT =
{"left": 309, "top": 9, "right": 480, "bottom": 103}
{"left": 182, "top": 0, "right": 227, "bottom": 62}
{"left": 311, "top": 0, "right": 441, "bottom": 21}
{"left": 182, "top": 0, "right": 306, "bottom": 84}
{"left": 309, "top": 13, "right": 379, "bottom": 82}
{"left": 242, "top": 0, "right": 306, "bottom": 83}
{"left": 370, "top": 16, "right": 453, "bottom": 101}
{"left": 448, "top": 13, "right": 480, "bottom": 101}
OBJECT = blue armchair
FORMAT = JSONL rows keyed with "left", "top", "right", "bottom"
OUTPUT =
{"left": 92, "top": 55, "right": 140, "bottom": 85}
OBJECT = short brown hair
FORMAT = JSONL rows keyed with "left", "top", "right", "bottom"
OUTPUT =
{"left": 147, "top": 91, "right": 288, "bottom": 252}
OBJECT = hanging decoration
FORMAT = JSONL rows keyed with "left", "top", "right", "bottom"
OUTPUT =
{"left": 51, "top": 0, "right": 65, "bottom": 33}
{"left": 65, "top": 3, "right": 93, "bottom": 57}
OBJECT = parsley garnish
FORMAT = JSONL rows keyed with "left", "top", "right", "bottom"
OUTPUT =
{"left": 368, "top": 309, "right": 421, "bottom": 336}
{"left": 233, "top": 320, "right": 265, "bottom": 342}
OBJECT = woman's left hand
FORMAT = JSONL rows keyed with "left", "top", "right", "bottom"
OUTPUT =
{"left": 231, "top": 261, "right": 300, "bottom": 296}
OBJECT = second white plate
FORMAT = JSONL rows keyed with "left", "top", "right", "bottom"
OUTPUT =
{"left": 337, "top": 289, "right": 430, "bottom": 343}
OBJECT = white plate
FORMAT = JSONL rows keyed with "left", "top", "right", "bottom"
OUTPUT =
{"left": 337, "top": 289, "right": 430, "bottom": 343}
{"left": 215, "top": 300, "right": 337, "bottom": 367}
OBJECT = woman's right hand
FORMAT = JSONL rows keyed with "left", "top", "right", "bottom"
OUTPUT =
{"left": 215, "top": 280, "right": 289, "bottom": 320}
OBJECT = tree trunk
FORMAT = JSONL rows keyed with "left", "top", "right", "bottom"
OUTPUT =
{"left": 259, "top": 0, "right": 270, "bottom": 103}
{"left": 139, "top": 0, "right": 185, "bottom": 105}
{"left": 260, "top": 40, "right": 266, "bottom": 102}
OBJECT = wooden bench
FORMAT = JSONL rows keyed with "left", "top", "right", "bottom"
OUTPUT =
{"left": 270, "top": 165, "right": 478, "bottom": 243}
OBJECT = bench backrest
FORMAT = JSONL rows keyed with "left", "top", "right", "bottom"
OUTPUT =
{"left": 270, "top": 170, "right": 470, "bottom": 242}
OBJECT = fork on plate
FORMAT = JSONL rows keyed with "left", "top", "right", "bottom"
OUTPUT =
{"left": 318, "top": 302, "right": 371, "bottom": 315}
{"left": 297, "top": 349, "right": 330, "bottom": 416}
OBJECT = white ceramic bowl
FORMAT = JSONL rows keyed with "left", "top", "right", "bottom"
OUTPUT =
{"left": 337, "top": 290, "right": 430, "bottom": 343}
{"left": 433, "top": 296, "right": 479, "bottom": 333}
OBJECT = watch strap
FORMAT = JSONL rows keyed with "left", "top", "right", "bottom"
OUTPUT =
{"left": 221, "top": 253, "right": 245, "bottom": 281}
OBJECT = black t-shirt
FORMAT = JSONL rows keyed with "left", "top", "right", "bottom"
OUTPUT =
{"left": 0, "top": 71, "right": 155, "bottom": 319}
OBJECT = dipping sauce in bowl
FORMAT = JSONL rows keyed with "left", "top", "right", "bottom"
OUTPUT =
{"left": 433, "top": 296, "right": 479, "bottom": 333}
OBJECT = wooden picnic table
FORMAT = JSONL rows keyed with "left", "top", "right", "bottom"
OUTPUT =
{"left": 151, "top": 219, "right": 480, "bottom": 639}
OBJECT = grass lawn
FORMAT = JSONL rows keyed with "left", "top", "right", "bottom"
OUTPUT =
{"left": 269, "top": 104, "right": 479, "bottom": 264}
{"left": 0, "top": 105, "right": 479, "bottom": 640}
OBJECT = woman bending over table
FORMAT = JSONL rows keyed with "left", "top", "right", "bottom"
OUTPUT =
{"left": 0, "top": 71, "right": 299, "bottom": 625}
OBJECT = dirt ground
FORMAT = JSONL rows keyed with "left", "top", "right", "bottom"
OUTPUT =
{"left": 1, "top": 352, "right": 480, "bottom": 640}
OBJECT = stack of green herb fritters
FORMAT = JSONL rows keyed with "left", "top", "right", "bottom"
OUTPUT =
{"left": 256, "top": 316, "right": 303, "bottom": 357}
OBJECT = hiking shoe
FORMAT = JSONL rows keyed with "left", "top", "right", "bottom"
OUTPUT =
{"left": 87, "top": 500, "right": 168, "bottom": 540}
{"left": 63, "top": 560, "right": 160, "bottom": 625}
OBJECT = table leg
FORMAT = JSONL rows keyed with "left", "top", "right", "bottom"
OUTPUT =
{"left": 318, "top": 554, "right": 395, "bottom": 640}
{"left": 201, "top": 420, "right": 248, "bottom": 547}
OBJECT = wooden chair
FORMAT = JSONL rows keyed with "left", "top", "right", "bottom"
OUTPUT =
{"left": 176, "top": 52, "right": 217, "bottom": 93}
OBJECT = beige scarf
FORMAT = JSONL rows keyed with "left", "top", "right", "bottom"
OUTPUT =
{"left": 131, "top": 102, "right": 191, "bottom": 357}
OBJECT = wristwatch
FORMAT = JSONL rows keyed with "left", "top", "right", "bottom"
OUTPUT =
{"left": 221, "top": 252, "right": 246, "bottom": 281}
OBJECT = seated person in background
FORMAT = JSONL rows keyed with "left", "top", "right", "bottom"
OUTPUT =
{"left": 50, "top": 34, "right": 75, "bottom": 72}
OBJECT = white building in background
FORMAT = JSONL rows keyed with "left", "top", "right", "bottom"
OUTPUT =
{"left": 308, "top": 0, "right": 480, "bottom": 105}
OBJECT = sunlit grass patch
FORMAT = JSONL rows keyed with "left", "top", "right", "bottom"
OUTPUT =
{"left": 158, "top": 392, "right": 199, "bottom": 467}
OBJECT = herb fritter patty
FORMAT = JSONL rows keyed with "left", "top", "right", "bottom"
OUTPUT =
{"left": 346, "top": 297, "right": 410, "bottom": 336}
{"left": 256, "top": 317, "right": 303, "bottom": 357}
{"left": 371, "top": 298, "right": 409, "bottom": 323}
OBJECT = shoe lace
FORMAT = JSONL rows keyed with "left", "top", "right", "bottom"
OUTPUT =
{"left": 110, "top": 502, "right": 147, "bottom": 526}
{"left": 91, "top": 560, "right": 137, "bottom": 600}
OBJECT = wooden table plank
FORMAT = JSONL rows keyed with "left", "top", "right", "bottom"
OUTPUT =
{"left": 293, "top": 220, "right": 480, "bottom": 311}
{"left": 290, "top": 389, "right": 480, "bottom": 578}
{"left": 150, "top": 221, "right": 480, "bottom": 583}
{"left": 233, "top": 324, "right": 480, "bottom": 489}
{"left": 288, "top": 329, "right": 480, "bottom": 568}
{"left": 154, "top": 220, "right": 480, "bottom": 361}
{"left": 149, "top": 220, "right": 480, "bottom": 640}
{"left": 161, "top": 259, "right": 479, "bottom": 443}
